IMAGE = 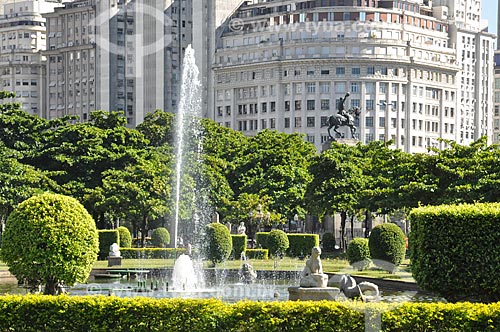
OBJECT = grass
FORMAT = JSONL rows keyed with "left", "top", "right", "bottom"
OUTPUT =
{"left": 93, "top": 257, "right": 415, "bottom": 282}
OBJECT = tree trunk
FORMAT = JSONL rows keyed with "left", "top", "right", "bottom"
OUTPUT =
{"left": 350, "top": 214, "right": 355, "bottom": 240}
{"left": 140, "top": 215, "right": 148, "bottom": 247}
{"left": 364, "top": 211, "right": 373, "bottom": 238}
{"left": 44, "top": 277, "right": 57, "bottom": 295}
{"left": 340, "top": 211, "right": 347, "bottom": 252}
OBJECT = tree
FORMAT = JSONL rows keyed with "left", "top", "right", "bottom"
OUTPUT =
{"left": 137, "top": 109, "right": 176, "bottom": 147}
{"left": 204, "top": 222, "right": 232, "bottom": 266}
{"left": 305, "top": 142, "right": 366, "bottom": 250}
{"left": 1, "top": 193, "right": 99, "bottom": 295}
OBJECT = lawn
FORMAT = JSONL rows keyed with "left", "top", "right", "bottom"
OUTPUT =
{"left": 92, "top": 257, "right": 414, "bottom": 282}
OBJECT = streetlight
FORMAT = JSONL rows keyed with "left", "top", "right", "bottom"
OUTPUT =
{"left": 294, "top": 214, "right": 299, "bottom": 232}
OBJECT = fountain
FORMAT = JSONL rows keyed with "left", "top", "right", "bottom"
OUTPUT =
{"left": 171, "top": 254, "right": 198, "bottom": 290}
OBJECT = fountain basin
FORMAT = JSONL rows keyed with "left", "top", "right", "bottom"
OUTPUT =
{"left": 288, "top": 286, "right": 340, "bottom": 301}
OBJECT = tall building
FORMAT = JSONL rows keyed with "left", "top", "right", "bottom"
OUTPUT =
{"left": 0, "top": 0, "right": 61, "bottom": 116}
{"left": 43, "top": 0, "right": 96, "bottom": 121}
{"left": 212, "top": 0, "right": 495, "bottom": 153}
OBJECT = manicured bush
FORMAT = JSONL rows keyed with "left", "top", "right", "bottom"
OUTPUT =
{"left": 409, "top": 203, "right": 500, "bottom": 302}
{"left": 204, "top": 223, "right": 232, "bottom": 265}
{"left": 287, "top": 233, "right": 320, "bottom": 258}
{"left": 120, "top": 248, "right": 185, "bottom": 259}
{"left": 321, "top": 232, "right": 336, "bottom": 252}
{"left": 266, "top": 229, "right": 289, "bottom": 257}
{"left": 117, "top": 226, "right": 132, "bottom": 248}
{"left": 132, "top": 237, "right": 152, "bottom": 247}
{"left": 346, "top": 238, "right": 371, "bottom": 271}
{"left": 1, "top": 193, "right": 99, "bottom": 295}
{"left": 245, "top": 249, "right": 268, "bottom": 260}
{"left": 98, "top": 230, "right": 120, "bottom": 260}
{"left": 255, "top": 232, "right": 269, "bottom": 249}
{"left": 231, "top": 234, "right": 247, "bottom": 259}
{"left": 1, "top": 296, "right": 500, "bottom": 331}
{"left": 368, "top": 223, "right": 406, "bottom": 272}
{"left": 151, "top": 227, "right": 170, "bottom": 248}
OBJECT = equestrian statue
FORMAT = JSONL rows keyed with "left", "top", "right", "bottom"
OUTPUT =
{"left": 326, "top": 92, "right": 361, "bottom": 140}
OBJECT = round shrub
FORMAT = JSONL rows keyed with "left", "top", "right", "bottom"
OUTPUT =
{"left": 322, "top": 232, "right": 336, "bottom": 252}
{"left": 1, "top": 193, "right": 99, "bottom": 295}
{"left": 204, "top": 223, "right": 232, "bottom": 266}
{"left": 151, "top": 227, "right": 170, "bottom": 248}
{"left": 369, "top": 223, "right": 406, "bottom": 271}
{"left": 117, "top": 226, "right": 132, "bottom": 248}
{"left": 267, "top": 229, "right": 290, "bottom": 257}
{"left": 346, "top": 238, "right": 371, "bottom": 271}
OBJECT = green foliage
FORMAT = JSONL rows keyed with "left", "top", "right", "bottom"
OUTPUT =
{"left": 266, "top": 230, "right": 289, "bottom": 257}
{"left": 151, "top": 227, "right": 170, "bottom": 248}
{"left": 409, "top": 203, "right": 500, "bottom": 302}
{"left": 321, "top": 232, "right": 336, "bottom": 252}
{"left": 245, "top": 249, "right": 268, "bottom": 260}
{"left": 286, "top": 233, "right": 320, "bottom": 258}
{"left": 346, "top": 238, "right": 371, "bottom": 271}
{"left": 255, "top": 232, "right": 269, "bottom": 249}
{"left": 1, "top": 296, "right": 500, "bottom": 331}
{"left": 1, "top": 193, "right": 98, "bottom": 295}
{"left": 117, "top": 226, "right": 132, "bottom": 248}
{"left": 204, "top": 223, "right": 232, "bottom": 265}
{"left": 230, "top": 234, "right": 247, "bottom": 259}
{"left": 98, "top": 230, "right": 119, "bottom": 260}
{"left": 120, "top": 248, "right": 185, "bottom": 259}
{"left": 369, "top": 223, "right": 406, "bottom": 271}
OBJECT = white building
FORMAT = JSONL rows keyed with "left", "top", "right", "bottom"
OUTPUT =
{"left": 212, "top": 0, "right": 495, "bottom": 153}
{"left": 0, "top": 0, "right": 61, "bottom": 116}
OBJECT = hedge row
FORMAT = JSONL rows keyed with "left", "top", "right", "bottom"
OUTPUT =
{"left": 120, "top": 248, "right": 186, "bottom": 259}
{"left": 256, "top": 232, "right": 319, "bottom": 258}
{"left": 2, "top": 296, "right": 500, "bottom": 331}
{"left": 231, "top": 234, "right": 247, "bottom": 258}
{"left": 409, "top": 203, "right": 500, "bottom": 302}
{"left": 97, "top": 230, "right": 119, "bottom": 260}
{"left": 245, "top": 249, "right": 268, "bottom": 260}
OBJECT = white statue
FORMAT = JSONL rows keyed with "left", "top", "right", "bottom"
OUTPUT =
{"left": 299, "top": 246, "right": 329, "bottom": 288}
{"left": 109, "top": 243, "right": 121, "bottom": 257}
{"left": 237, "top": 222, "right": 246, "bottom": 234}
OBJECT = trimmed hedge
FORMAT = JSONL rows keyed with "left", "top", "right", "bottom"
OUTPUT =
{"left": 117, "top": 226, "right": 132, "bottom": 248}
{"left": 120, "top": 248, "right": 186, "bottom": 259}
{"left": 246, "top": 249, "right": 268, "bottom": 260}
{"left": 256, "top": 232, "right": 319, "bottom": 258}
{"left": 204, "top": 223, "right": 232, "bottom": 265}
{"left": 368, "top": 223, "right": 406, "bottom": 271}
{"left": 286, "top": 233, "right": 320, "bottom": 258}
{"left": 98, "top": 230, "right": 119, "bottom": 260}
{"left": 409, "top": 203, "right": 500, "bottom": 302}
{"left": 346, "top": 238, "right": 371, "bottom": 271}
{"left": 231, "top": 234, "right": 247, "bottom": 259}
{"left": 151, "top": 227, "right": 170, "bottom": 248}
{"left": 267, "top": 230, "right": 289, "bottom": 257}
{"left": 1, "top": 296, "right": 500, "bottom": 331}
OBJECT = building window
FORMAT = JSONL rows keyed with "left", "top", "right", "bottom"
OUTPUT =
{"left": 295, "top": 100, "right": 302, "bottom": 111}
{"left": 365, "top": 116, "right": 374, "bottom": 127}
{"left": 321, "top": 99, "right": 330, "bottom": 110}
{"left": 285, "top": 101, "right": 290, "bottom": 111}
{"left": 351, "top": 82, "right": 360, "bottom": 93}
{"left": 307, "top": 100, "right": 315, "bottom": 110}
{"left": 284, "top": 117, "right": 290, "bottom": 128}
{"left": 379, "top": 117, "right": 385, "bottom": 127}
{"left": 320, "top": 82, "right": 330, "bottom": 93}
{"left": 366, "top": 100, "right": 374, "bottom": 110}
{"left": 336, "top": 67, "right": 345, "bottom": 75}
{"left": 352, "top": 67, "right": 361, "bottom": 75}
{"left": 307, "top": 117, "right": 315, "bottom": 127}
{"left": 261, "top": 102, "right": 267, "bottom": 113}
{"left": 367, "top": 66, "right": 375, "bottom": 75}
{"left": 270, "top": 102, "right": 276, "bottom": 112}
{"left": 306, "top": 82, "right": 316, "bottom": 93}
{"left": 294, "top": 117, "right": 302, "bottom": 127}
{"left": 270, "top": 118, "right": 276, "bottom": 129}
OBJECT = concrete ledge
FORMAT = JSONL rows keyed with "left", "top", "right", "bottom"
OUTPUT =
{"left": 288, "top": 286, "right": 340, "bottom": 301}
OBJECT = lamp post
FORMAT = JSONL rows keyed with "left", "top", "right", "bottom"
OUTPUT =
{"left": 294, "top": 213, "right": 299, "bottom": 232}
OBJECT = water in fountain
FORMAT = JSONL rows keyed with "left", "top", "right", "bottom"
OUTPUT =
{"left": 171, "top": 254, "right": 198, "bottom": 290}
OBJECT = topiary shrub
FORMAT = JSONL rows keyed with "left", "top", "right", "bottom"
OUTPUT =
{"left": 267, "top": 229, "right": 290, "bottom": 257}
{"left": 231, "top": 234, "right": 247, "bottom": 259}
{"left": 409, "top": 203, "right": 500, "bottom": 302}
{"left": 369, "top": 223, "right": 406, "bottom": 272}
{"left": 151, "top": 227, "right": 170, "bottom": 248}
{"left": 287, "top": 234, "right": 320, "bottom": 257}
{"left": 245, "top": 249, "right": 269, "bottom": 260}
{"left": 1, "top": 193, "right": 99, "bottom": 295}
{"left": 321, "top": 232, "right": 336, "bottom": 252}
{"left": 255, "top": 232, "right": 269, "bottom": 249}
{"left": 98, "top": 230, "right": 119, "bottom": 260}
{"left": 120, "top": 248, "right": 185, "bottom": 259}
{"left": 346, "top": 238, "right": 371, "bottom": 271}
{"left": 117, "top": 226, "right": 132, "bottom": 248}
{"left": 204, "top": 223, "right": 232, "bottom": 266}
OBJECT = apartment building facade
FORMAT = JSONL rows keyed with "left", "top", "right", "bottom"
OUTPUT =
{"left": 212, "top": 0, "right": 495, "bottom": 153}
{"left": 0, "top": 0, "right": 61, "bottom": 116}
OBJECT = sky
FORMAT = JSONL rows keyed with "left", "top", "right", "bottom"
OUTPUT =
{"left": 482, "top": 0, "right": 498, "bottom": 35}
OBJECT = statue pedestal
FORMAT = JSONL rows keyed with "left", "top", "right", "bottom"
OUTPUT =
{"left": 288, "top": 286, "right": 340, "bottom": 301}
{"left": 107, "top": 256, "right": 122, "bottom": 267}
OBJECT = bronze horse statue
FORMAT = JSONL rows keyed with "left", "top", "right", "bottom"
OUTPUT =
{"left": 327, "top": 107, "right": 361, "bottom": 140}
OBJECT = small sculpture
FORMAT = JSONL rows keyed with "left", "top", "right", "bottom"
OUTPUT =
{"left": 237, "top": 222, "right": 246, "bottom": 234}
{"left": 239, "top": 262, "right": 257, "bottom": 283}
{"left": 338, "top": 274, "right": 379, "bottom": 302}
{"left": 299, "top": 246, "right": 329, "bottom": 288}
{"left": 109, "top": 243, "right": 121, "bottom": 257}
